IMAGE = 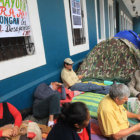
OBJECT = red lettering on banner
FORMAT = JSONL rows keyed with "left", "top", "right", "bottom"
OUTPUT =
{"left": 17, "top": 9, "right": 25, "bottom": 18}
{"left": 0, "top": 6, "right": 7, "bottom": 16}
{"left": 0, "top": 6, "right": 26, "bottom": 18}
{"left": 8, "top": 8, "right": 16, "bottom": 18}
{"left": 16, "top": 9, "right": 20, "bottom": 17}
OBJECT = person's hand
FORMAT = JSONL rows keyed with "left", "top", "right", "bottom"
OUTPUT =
{"left": 136, "top": 123, "right": 140, "bottom": 130}
{"left": 51, "top": 82, "right": 62, "bottom": 90}
{"left": 12, "top": 126, "right": 19, "bottom": 136}
{"left": 137, "top": 93, "right": 140, "bottom": 101}
{"left": 78, "top": 75, "right": 84, "bottom": 80}
{"left": 51, "top": 82, "right": 59, "bottom": 90}
{"left": 2, "top": 128, "right": 13, "bottom": 138}
{"left": 56, "top": 82, "right": 62, "bottom": 86}
{"left": 135, "top": 114, "right": 140, "bottom": 121}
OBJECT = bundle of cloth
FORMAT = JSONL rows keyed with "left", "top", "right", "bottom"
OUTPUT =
{"left": 128, "top": 70, "right": 140, "bottom": 99}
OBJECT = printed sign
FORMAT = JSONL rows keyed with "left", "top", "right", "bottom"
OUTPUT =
{"left": 0, "top": 0, "right": 30, "bottom": 38}
{"left": 70, "top": 0, "right": 82, "bottom": 29}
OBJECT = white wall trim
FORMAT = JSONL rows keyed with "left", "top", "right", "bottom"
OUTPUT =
{"left": 95, "top": 0, "right": 106, "bottom": 43}
{"left": 95, "top": 0, "right": 99, "bottom": 43}
{"left": 108, "top": 0, "right": 113, "bottom": 5}
{"left": 108, "top": 0, "right": 114, "bottom": 37}
{"left": 120, "top": 10, "right": 124, "bottom": 30}
{"left": 0, "top": 0, "right": 46, "bottom": 80}
{"left": 100, "top": 0, "right": 106, "bottom": 40}
{"left": 124, "top": 13, "right": 126, "bottom": 30}
{"left": 63, "top": 0, "right": 89, "bottom": 56}
{"left": 121, "top": 10, "right": 123, "bottom": 16}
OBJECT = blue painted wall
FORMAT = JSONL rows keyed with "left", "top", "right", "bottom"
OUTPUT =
{"left": 86, "top": 0, "right": 97, "bottom": 48}
{"left": 133, "top": 16, "right": 140, "bottom": 34}
{"left": 0, "top": 0, "right": 97, "bottom": 110}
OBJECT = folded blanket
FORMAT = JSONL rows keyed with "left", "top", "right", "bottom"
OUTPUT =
{"left": 72, "top": 92, "right": 105, "bottom": 117}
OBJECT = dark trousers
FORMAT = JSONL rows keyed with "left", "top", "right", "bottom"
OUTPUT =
{"left": 70, "top": 83, "right": 110, "bottom": 94}
{"left": 33, "top": 93, "right": 60, "bottom": 119}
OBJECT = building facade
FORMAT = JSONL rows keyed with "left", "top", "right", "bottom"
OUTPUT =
{"left": 0, "top": 0, "right": 139, "bottom": 109}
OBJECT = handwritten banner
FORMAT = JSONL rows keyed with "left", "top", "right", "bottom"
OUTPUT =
{"left": 0, "top": 0, "right": 30, "bottom": 38}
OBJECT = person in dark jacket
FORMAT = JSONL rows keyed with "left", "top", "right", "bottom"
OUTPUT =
{"left": 33, "top": 82, "right": 83, "bottom": 127}
{"left": 46, "top": 102, "right": 91, "bottom": 140}
{"left": 33, "top": 82, "right": 66, "bottom": 127}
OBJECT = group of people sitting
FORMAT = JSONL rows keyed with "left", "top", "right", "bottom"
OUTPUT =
{"left": 33, "top": 58, "right": 110, "bottom": 127}
{"left": 1, "top": 58, "right": 140, "bottom": 140}
{"left": 47, "top": 83, "right": 140, "bottom": 140}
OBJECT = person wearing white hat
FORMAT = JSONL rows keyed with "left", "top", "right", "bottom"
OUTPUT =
{"left": 64, "top": 58, "right": 74, "bottom": 65}
{"left": 61, "top": 58, "right": 110, "bottom": 94}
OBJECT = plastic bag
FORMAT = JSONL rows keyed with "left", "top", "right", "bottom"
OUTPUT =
{"left": 127, "top": 97, "right": 140, "bottom": 114}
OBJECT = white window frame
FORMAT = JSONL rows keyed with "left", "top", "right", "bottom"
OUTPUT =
{"left": 127, "top": 18, "right": 129, "bottom": 30}
{"left": 120, "top": 10, "right": 124, "bottom": 30}
{"left": 108, "top": 0, "right": 114, "bottom": 37}
{"left": 127, "top": 17, "right": 133, "bottom": 30}
{"left": 126, "top": 16, "right": 128, "bottom": 30}
{"left": 124, "top": 14, "right": 126, "bottom": 30}
{"left": 63, "top": 0, "right": 89, "bottom": 56}
{"left": 95, "top": 0, "right": 106, "bottom": 43}
{"left": 0, "top": 0, "right": 46, "bottom": 80}
{"left": 130, "top": 21, "right": 133, "bottom": 30}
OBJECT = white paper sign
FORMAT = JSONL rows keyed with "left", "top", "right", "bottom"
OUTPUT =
{"left": 0, "top": 0, "right": 30, "bottom": 38}
{"left": 70, "top": 0, "right": 82, "bottom": 29}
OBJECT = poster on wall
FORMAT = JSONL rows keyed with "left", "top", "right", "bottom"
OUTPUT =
{"left": 0, "top": 0, "right": 30, "bottom": 38}
{"left": 70, "top": 0, "right": 82, "bottom": 29}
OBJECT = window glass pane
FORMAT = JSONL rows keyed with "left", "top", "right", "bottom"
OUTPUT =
{"left": 96, "top": 0, "right": 105, "bottom": 40}
{"left": 69, "top": 0, "right": 86, "bottom": 46}
{"left": 0, "top": 36, "right": 34, "bottom": 62}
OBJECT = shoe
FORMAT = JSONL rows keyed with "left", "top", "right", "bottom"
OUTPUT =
{"left": 48, "top": 121, "right": 54, "bottom": 127}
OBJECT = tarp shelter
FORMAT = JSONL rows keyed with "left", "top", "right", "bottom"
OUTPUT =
{"left": 114, "top": 30, "right": 140, "bottom": 50}
{"left": 77, "top": 38, "right": 140, "bottom": 83}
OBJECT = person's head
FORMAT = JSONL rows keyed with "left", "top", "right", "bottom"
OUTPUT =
{"left": 109, "top": 83, "right": 130, "bottom": 105}
{"left": 64, "top": 58, "right": 74, "bottom": 70}
{"left": 51, "top": 82, "right": 62, "bottom": 90}
{"left": 58, "top": 102, "right": 90, "bottom": 130}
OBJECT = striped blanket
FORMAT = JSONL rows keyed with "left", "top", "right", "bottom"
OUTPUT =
{"left": 72, "top": 92, "right": 105, "bottom": 118}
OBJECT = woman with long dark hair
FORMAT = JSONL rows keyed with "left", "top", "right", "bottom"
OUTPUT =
{"left": 46, "top": 102, "right": 91, "bottom": 140}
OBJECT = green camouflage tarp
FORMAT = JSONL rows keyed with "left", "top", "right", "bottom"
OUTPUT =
{"left": 77, "top": 38, "right": 140, "bottom": 82}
